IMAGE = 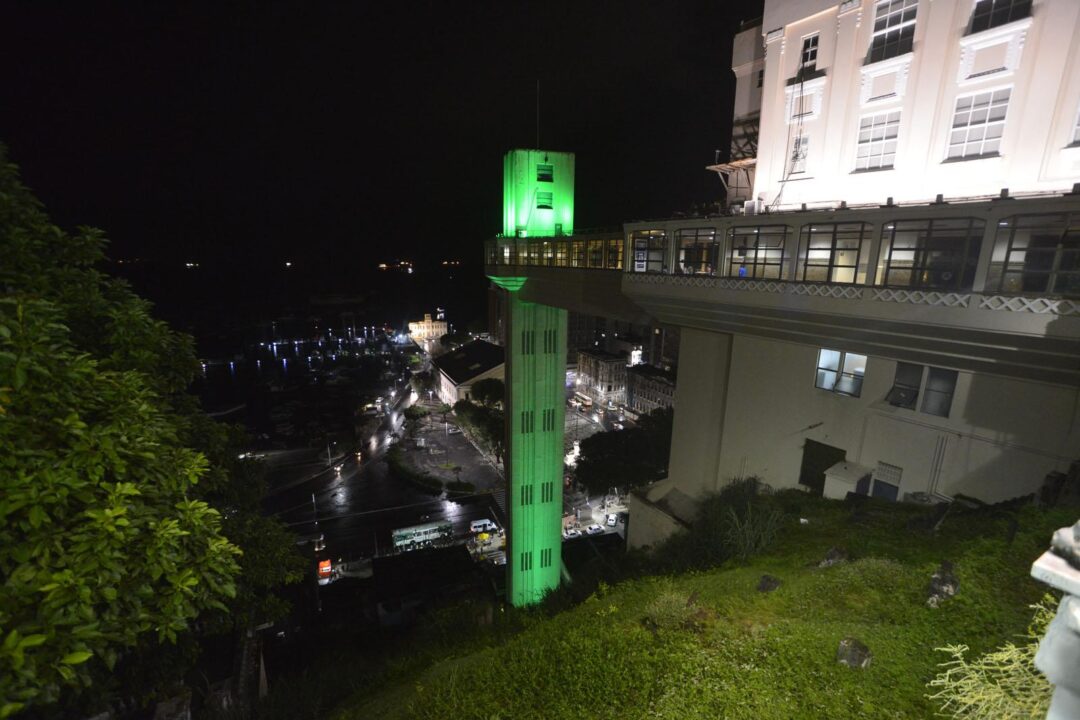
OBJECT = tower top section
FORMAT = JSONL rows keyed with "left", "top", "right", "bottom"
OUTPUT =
{"left": 503, "top": 149, "right": 575, "bottom": 238}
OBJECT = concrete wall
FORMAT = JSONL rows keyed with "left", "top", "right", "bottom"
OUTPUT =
{"left": 713, "top": 334, "right": 1080, "bottom": 502}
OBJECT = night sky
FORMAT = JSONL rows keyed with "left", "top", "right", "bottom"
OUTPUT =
{"left": 1, "top": 2, "right": 759, "bottom": 328}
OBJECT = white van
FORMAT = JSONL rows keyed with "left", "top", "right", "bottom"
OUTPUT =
{"left": 470, "top": 519, "right": 498, "bottom": 533}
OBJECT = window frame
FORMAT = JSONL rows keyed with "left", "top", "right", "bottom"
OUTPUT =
{"left": 801, "top": 33, "right": 820, "bottom": 71}
{"left": 855, "top": 110, "right": 901, "bottom": 171}
{"left": 676, "top": 227, "right": 719, "bottom": 275}
{"left": 797, "top": 222, "right": 871, "bottom": 284}
{"left": 536, "top": 191, "right": 554, "bottom": 210}
{"left": 790, "top": 133, "right": 809, "bottom": 174}
{"left": 946, "top": 86, "right": 1011, "bottom": 161}
{"left": 987, "top": 213, "right": 1080, "bottom": 297}
{"left": 536, "top": 163, "right": 554, "bottom": 182}
{"left": 878, "top": 217, "right": 985, "bottom": 291}
{"left": 726, "top": 225, "right": 790, "bottom": 280}
{"left": 868, "top": 0, "right": 918, "bottom": 65}
{"left": 815, "top": 348, "right": 867, "bottom": 398}
{"left": 631, "top": 230, "right": 668, "bottom": 274}
{"left": 969, "top": 0, "right": 1032, "bottom": 35}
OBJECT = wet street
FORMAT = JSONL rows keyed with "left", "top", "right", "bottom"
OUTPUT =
{"left": 263, "top": 390, "right": 503, "bottom": 565}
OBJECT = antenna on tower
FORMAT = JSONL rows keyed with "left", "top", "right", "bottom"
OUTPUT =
{"left": 536, "top": 79, "right": 540, "bottom": 149}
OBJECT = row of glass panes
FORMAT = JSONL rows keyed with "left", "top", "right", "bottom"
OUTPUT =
{"left": 624, "top": 213, "right": 1079, "bottom": 296}
{"left": 488, "top": 237, "right": 624, "bottom": 271}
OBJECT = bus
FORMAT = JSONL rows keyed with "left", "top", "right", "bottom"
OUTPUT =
{"left": 391, "top": 520, "right": 454, "bottom": 552}
{"left": 572, "top": 392, "right": 593, "bottom": 409}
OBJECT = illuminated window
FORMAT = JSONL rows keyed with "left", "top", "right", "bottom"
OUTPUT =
{"left": 947, "top": 88, "right": 1009, "bottom": 160}
{"left": 801, "top": 34, "right": 819, "bottom": 71}
{"left": 879, "top": 218, "right": 984, "bottom": 291}
{"left": 815, "top": 349, "right": 867, "bottom": 397}
{"left": 855, "top": 111, "right": 900, "bottom": 171}
{"left": 537, "top": 164, "right": 553, "bottom": 182}
{"left": 987, "top": 214, "right": 1080, "bottom": 296}
{"left": 970, "top": 0, "right": 1031, "bottom": 34}
{"left": 727, "top": 225, "right": 790, "bottom": 279}
{"left": 606, "top": 237, "right": 623, "bottom": 270}
{"left": 631, "top": 230, "right": 668, "bottom": 273}
{"left": 798, "top": 222, "right": 870, "bottom": 284}
{"left": 536, "top": 191, "right": 553, "bottom": 209}
{"left": 790, "top": 134, "right": 809, "bottom": 173}
{"left": 868, "top": 0, "right": 917, "bottom": 64}
{"left": 676, "top": 227, "right": 718, "bottom": 275}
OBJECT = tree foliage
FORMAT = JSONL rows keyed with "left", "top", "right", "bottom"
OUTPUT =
{"left": 573, "top": 407, "right": 673, "bottom": 495}
{"left": 469, "top": 378, "right": 504, "bottom": 408}
{"left": 0, "top": 147, "right": 302, "bottom": 715}
{"left": 0, "top": 299, "right": 241, "bottom": 715}
{"left": 409, "top": 370, "right": 435, "bottom": 396}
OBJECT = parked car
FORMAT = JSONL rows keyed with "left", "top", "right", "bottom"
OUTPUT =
{"left": 606, "top": 514, "right": 618, "bottom": 527}
{"left": 563, "top": 528, "right": 582, "bottom": 539}
{"left": 585, "top": 524, "right": 604, "bottom": 535}
{"left": 612, "top": 422, "right": 624, "bottom": 431}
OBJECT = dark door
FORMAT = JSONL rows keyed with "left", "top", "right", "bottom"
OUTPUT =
{"left": 798, "top": 439, "right": 846, "bottom": 495}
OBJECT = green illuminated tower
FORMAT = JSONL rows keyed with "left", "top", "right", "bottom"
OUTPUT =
{"left": 502, "top": 149, "right": 575, "bottom": 238}
{"left": 491, "top": 149, "right": 574, "bottom": 606}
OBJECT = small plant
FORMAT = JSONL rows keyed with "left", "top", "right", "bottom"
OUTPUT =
{"left": 926, "top": 594, "right": 1056, "bottom": 718}
{"left": 724, "top": 501, "right": 785, "bottom": 563}
{"left": 641, "top": 588, "right": 706, "bottom": 633}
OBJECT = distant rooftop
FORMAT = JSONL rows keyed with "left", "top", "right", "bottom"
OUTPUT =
{"left": 432, "top": 340, "right": 504, "bottom": 385}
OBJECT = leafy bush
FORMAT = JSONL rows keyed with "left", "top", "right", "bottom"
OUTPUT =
{"left": 927, "top": 594, "right": 1055, "bottom": 718}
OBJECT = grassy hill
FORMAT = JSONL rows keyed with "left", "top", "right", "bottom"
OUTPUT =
{"left": 267, "top": 492, "right": 1068, "bottom": 720}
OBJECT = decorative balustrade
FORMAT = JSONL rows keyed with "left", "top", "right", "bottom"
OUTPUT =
{"left": 623, "top": 273, "right": 1080, "bottom": 316}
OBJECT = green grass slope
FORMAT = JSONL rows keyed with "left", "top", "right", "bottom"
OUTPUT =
{"left": 333, "top": 498, "right": 1066, "bottom": 720}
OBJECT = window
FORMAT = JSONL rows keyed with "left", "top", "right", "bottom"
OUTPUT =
{"left": 536, "top": 191, "right": 553, "bottom": 209}
{"left": 631, "top": 230, "right": 668, "bottom": 273}
{"left": 790, "top": 134, "right": 809, "bottom": 174}
{"left": 970, "top": 0, "right": 1031, "bottom": 34}
{"left": 537, "top": 163, "right": 553, "bottom": 182}
{"left": 855, "top": 111, "right": 900, "bottom": 170}
{"left": 727, "top": 225, "right": 790, "bottom": 279}
{"left": 519, "top": 484, "right": 534, "bottom": 505}
{"left": 801, "top": 34, "right": 819, "bottom": 70}
{"left": 816, "top": 349, "right": 866, "bottom": 397}
{"left": 798, "top": 222, "right": 870, "bottom": 283}
{"left": 757, "top": 69, "right": 764, "bottom": 88}
{"left": 520, "top": 551, "right": 532, "bottom": 571}
{"left": 540, "top": 548, "right": 552, "bottom": 568}
{"left": 987, "top": 214, "right": 1080, "bottom": 296}
{"left": 922, "top": 368, "right": 958, "bottom": 417}
{"left": 586, "top": 239, "right": 602, "bottom": 268}
{"left": 947, "top": 88, "right": 1009, "bottom": 160}
{"left": 879, "top": 218, "right": 985, "bottom": 291}
{"left": 676, "top": 228, "right": 718, "bottom": 274}
{"left": 886, "top": 362, "right": 923, "bottom": 409}
{"left": 605, "top": 237, "right": 623, "bottom": 270}
{"left": 868, "top": 0, "right": 917, "bottom": 64}
{"left": 570, "top": 240, "right": 586, "bottom": 268}
{"left": 885, "top": 363, "right": 958, "bottom": 417}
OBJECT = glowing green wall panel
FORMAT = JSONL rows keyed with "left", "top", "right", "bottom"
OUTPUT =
{"left": 502, "top": 149, "right": 575, "bottom": 238}
{"left": 493, "top": 277, "right": 566, "bottom": 606}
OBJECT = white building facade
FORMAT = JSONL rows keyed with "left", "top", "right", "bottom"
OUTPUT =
{"left": 749, "top": 0, "right": 1080, "bottom": 211}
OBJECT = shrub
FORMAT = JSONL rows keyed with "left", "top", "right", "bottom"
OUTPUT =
{"left": 724, "top": 501, "right": 785, "bottom": 563}
{"left": 641, "top": 587, "right": 703, "bottom": 633}
{"left": 927, "top": 594, "right": 1056, "bottom": 718}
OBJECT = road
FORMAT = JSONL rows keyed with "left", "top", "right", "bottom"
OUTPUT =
{"left": 263, "top": 370, "right": 501, "bottom": 566}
